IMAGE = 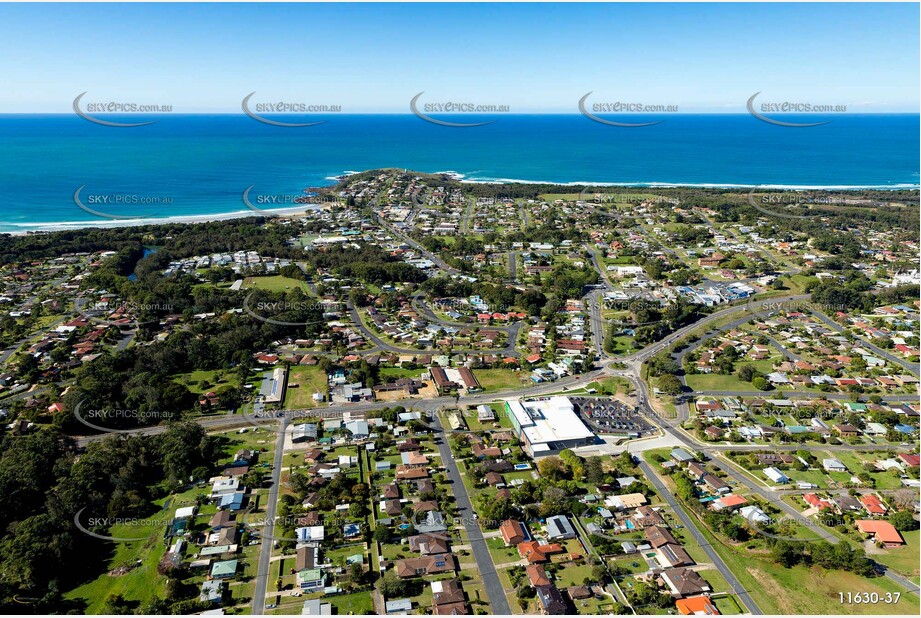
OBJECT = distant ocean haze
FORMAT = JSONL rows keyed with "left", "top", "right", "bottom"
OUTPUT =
{"left": 0, "top": 113, "right": 917, "bottom": 232}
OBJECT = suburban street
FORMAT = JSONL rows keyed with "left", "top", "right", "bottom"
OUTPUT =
{"left": 639, "top": 460, "right": 763, "bottom": 615}
{"left": 430, "top": 410, "right": 512, "bottom": 614}
{"left": 252, "top": 416, "right": 289, "bottom": 615}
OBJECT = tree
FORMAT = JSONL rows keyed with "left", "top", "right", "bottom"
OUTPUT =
{"left": 657, "top": 374, "right": 683, "bottom": 395}
{"left": 559, "top": 450, "right": 585, "bottom": 480}
{"left": 103, "top": 594, "right": 134, "bottom": 614}
{"left": 770, "top": 540, "right": 802, "bottom": 567}
{"left": 539, "top": 486, "right": 571, "bottom": 518}
{"left": 889, "top": 510, "right": 919, "bottom": 532}
{"left": 737, "top": 364, "right": 758, "bottom": 382}
{"left": 537, "top": 457, "right": 569, "bottom": 481}
{"left": 373, "top": 526, "right": 392, "bottom": 543}
{"left": 379, "top": 570, "right": 408, "bottom": 598}
{"left": 349, "top": 562, "right": 364, "bottom": 585}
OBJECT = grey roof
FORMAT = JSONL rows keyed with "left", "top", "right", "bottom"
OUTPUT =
{"left": 546, "top": 515, "right": 576, "bottom": 539}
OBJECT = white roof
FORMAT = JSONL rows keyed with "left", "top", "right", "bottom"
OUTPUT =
{"left": 175, "top": 506, "right": 197, "bottom": 519}
{"left": 508, "top": 397, "right": 594, "bottom": 446}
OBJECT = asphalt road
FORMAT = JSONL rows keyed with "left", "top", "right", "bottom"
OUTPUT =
{"left": 251, "top": 417, "right": 288, "bottom": 615}
{"left": 638, "top": 460, "right": 762, "bottom": 615}
{"left": 430, "top": 411, "right": 511, "bottom": 614}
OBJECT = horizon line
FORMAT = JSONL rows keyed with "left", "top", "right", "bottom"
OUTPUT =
{"left": 1, "top": 111, "right": 918, "bottom": 116}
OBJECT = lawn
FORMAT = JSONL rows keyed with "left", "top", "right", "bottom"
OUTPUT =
{"left": 485, "top": 537, "right": 522, "bottom": 564}
{"left": 474, "top": 368, "right": 526, "bottom": 393}
{"left": 551, "top": 562, "right": 594, "bottom": 587}
{"left": 685, "top": 372, "right": 762, "bottom": 392}
{"left": 782, "top": 468, "right": 830, "bottom": 488}
{"left": 610, "top": 556, "right": 649, "bottom": 575}
{"left": 696, "top": 568, "right": 732, "bottom": 594}
{"left": 607, "top": 334, "right": 638, "bottom": 354}
{"left": 585, "top": 376, "right": 634, "bottom": 396}
{"left": 173, "top": 368, "right": 241, "bottom": 396}
{"left": 463, "top": 408, "right": 513, "bottom": 432}
{"left": 713, "top": 595, "right": 743, "bottom": 615}
{"left": 243, "top": 275, "right": 311, "bottom": 292}
{"left": 283, "top": 365, "right": 327, "bottom": 409}
{"left": 379, "top": 366, "right": 427, "bottom": 382}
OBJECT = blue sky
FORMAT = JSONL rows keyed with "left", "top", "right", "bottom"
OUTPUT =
{"left": 1, "top": 2, "right": 918, "bottom": 113}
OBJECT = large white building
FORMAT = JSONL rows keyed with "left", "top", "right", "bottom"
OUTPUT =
{"left": 504, "top": 396, "right": 595, "bottom": 457}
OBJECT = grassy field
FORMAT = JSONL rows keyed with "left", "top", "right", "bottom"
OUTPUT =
{"left": 63, "top": 498, "right": 177, "bottom": 611}
{"left": 485, "top": 537, "right": 521, "bottom": 564}
{"left": 378, "top": 366, "right": 427, "bottom": 382}
{"left": 585, "top": 376, "right": 634, "bottom": 396}
{"left": 552, "top": 563, "right": 594, "bottom": 587}
{"left": 173, "top": 368, "right": 241, "bottom": 395}
{"left": 681, "top": 502, "right": 919, "bottom": 615}
{"left": 242, "top": 275, "right": 311, "bottom": 292}
{"left": 474, "top": 368, "right": 526, "bottom": 393}
{"left": 283, "top": 365, "right": 326, "bottom": 409}
{"left": 685, "top": 372, "right": 762, "bottom": 392}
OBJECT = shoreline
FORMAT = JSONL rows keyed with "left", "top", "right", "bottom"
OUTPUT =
{"left": 3, "top": 173, "right": 917, "bottom": 236}
{"left": 1, "top": 206, "right": 314, "bottom": 236}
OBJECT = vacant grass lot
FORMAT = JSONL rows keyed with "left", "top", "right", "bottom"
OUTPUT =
{"left": 685, "top": 372, "right": 763, "bottom": 392}
{"left": 243, "top": 275, "right": 311, "bottom": 292}
{"left": 283, "top": 365, "right": 327, "bottom": 409}
{"left": 474, "top": 368, "right": 526, "bottom": 393}
{"left": 378, "top": 366, "right": 427, "bottom": 381}
{"left": 173, "top": 368, "right": 242, "bottom": 395}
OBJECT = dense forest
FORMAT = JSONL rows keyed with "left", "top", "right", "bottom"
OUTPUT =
{"left": 0, "top": 217, "right": 302, "bottom": 265}
{"left": 0, "top": 424, "right": 222, "bottom": 613}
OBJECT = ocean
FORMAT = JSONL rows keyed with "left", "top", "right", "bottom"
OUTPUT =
{"left": 0, "top": 113, "right": 917, "bottom": 233}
